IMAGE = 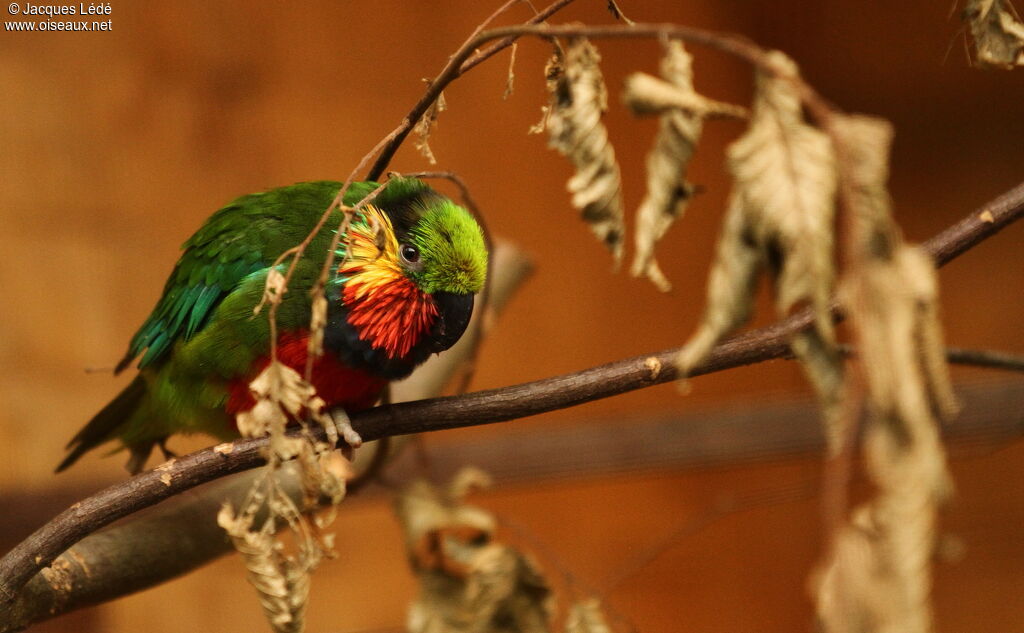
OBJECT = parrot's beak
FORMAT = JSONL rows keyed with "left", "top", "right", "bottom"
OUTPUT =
{"left": 430, "top": 291, "right": 475, "bottom": 352}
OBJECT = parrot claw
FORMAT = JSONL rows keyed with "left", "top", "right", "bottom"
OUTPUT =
{"left": 125, "top": 443, "right": 153, "bottom": 475}
{"left": 157, "top": 438, "right": 178, "bottom": 460}
{"left": 330, "top": 409, "right": 363, "bottom": 450}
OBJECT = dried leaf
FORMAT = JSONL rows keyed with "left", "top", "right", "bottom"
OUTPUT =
{"left": 676, "top": 194, "right": 763, "bottom": 370}
{"left": 815, "top": 276, "right": 950, "bottom": 630}
{"left": 528, "top": 52, "right": 563, "bottom": 135}
{"left": 814, "top": 114, "right": 958, "bottom": 633}
{"left": 395, "top": 474, "right": 496, "bottom": 559}
{"left": 448, "top": 465, "right": 493, "bottom": 498}
{"left": 735, "top": 53, "right": 837, "bottom": 336}
{"left": 306, "top": 292, "right": 327, "bottom": 359}
{"left": 628, "top": 41, "right": 704, "bottom": 292}
{"left": 219, "top": 504, "right": 308, "bottom": 633}
{"left": 528, "top": 106, "right": 550, "bottom": 135}
{"left": 815, "top": 508, "right": 892, "bottom": 633}
{"left": 832, "top": 115, "right": 900, "bottom": 261}
{"left": 831, "top": 114, "right": 958, "bottom": 428}
{"left": 965, "top": 0, "right": 1024, "bottom": 68}
{"left": 239, "top": 364, "right": 304, "bottom": 459}
{"left": 545, "top": 40, "right": 626, "bottom": 263}
{"left": 224, "top": 359, "right": 350, "bottom": 632}
{"left": 254, "top": 267, "right": 288, "bottom": 316}
{"left": 238, "top": 361, "right": 339, "bottom": 451}
{"left": 397, "top": 470, "right": 553, "bottom": 633}
{"left": 622, "top": 73, "right": 748, "bottom": 119}
{"left": 415, "top": 88, "right": 448, "bottom": 164}
{"left": 606, "top": 0, "right": 635, "bottom": 24}
{"left": 504, "top": 42, "right": 518, "bottom": 100}
{"left": 220, "top": 456, "right": 344, "bottom": 633}
{"left": 845, "top": 247, "right": 959, "bottom": 438}
{"left": 565, "top": 599, "right": 612, "bottom": 633}
{"left": 678, "top": 51, "right": 838, "bottom": 374}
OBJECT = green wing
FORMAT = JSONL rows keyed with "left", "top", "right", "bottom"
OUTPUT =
{"left": 115, "top": 180, "right": 357, "bottom": 373}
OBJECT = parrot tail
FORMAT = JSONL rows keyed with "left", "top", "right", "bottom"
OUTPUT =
{"left": 56, "top": 376, "right": 147, "bottom": 473}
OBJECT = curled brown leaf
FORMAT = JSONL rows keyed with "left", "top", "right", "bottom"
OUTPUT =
{"left": 627, "top": 41, "right": 703, "bottom": 291}
{"left": 415, "top": 88, "right": 448, "bottom": 164}
{"left": 396, "top": 469, "right": 552, "bottom": 633}
{"left": 815, "top": 113, "right": 957, "bottom": 633}
{"left": 678, "top": 51, "right": 838, "bottom": 374}
{"left": 566, "top": 599, "right": 612, "bottom": 633}
{"left": 545, "top": 39, "right": 626, "bottom": 263}
{"left": 965, "top": 0, "right": 1024, "bottom": 68}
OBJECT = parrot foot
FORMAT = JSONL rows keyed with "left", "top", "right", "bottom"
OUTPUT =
{"left": 330, "top": 409, "right": 363, "bottom": 449}
{"left": 125, "top": 443, "right": 153, "bottom": 475}
{"left": 157, "top": 438, "right": 178, "bottom": 460}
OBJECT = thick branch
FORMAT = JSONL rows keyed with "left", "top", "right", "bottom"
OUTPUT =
{"left": 1, "top": 179, "right": 1021, "bottom": 611}
{"left": 0, "top": 470, "right": 274, "bottom": 631}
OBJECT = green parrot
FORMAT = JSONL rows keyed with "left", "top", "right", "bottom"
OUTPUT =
{"left": 58, "top": 177, "right": 488, "bottom": 473}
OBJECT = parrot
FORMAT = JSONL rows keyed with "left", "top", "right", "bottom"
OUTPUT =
{"left": 57, "top": 177, "right": 488, "bottom": 474}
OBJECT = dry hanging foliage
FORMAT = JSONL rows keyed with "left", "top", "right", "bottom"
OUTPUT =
{"left": 604, "top": 0, "right": 634, "bottom": 25}
{"left": 816, "top": 248, "right": 954, "bottom": 633}
{"left": 218, "top": 497, "right": 318, "bottom": 633}
{"left": 677, "top": 51, "right": 838, "bottom": 368}
{"left": 395, "top": 468, "right": 553, "bottom": 633}
{"left": 543, "top": 39, "right": 626, "bottom": 263}
{"left": 236, "top": 362, "right": 339, "bottom": 453}
{"left": 564, "top": 599, "right": 612, "bottom": 633}
{"left": 221, "top": 361, "right": 350, "bottom": 632}
{"left": 416, "top": 89, "right": 448, "bottom": 165}
{"left": 306, "top": 293, "right": 328, "bottom": 363}
{"left": 625, "top": 41, "right": 704, "bottom": 292}
{"left": 624, "top": 40, "right": 748, "bottom": 291}
{"left": 675, "top": 52, "right": 842, "bottom": 436}
{"left": 814, "top": 115, "right": 957, "bottom": 633}
{"left": 964, "top": 0, "right": 1024, "bottom": 68}
{"left": 833, "top": 114, "right": 959, "bottom": 428}
{"left": 504, "top": 43, "right": 519, "bottom": 100}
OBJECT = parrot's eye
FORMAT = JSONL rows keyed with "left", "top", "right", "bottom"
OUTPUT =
{"left": 400, "top": 243, "right": 420, "bottom": 265}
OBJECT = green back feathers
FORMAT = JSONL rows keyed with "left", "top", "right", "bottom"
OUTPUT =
{"left": 119, "top": 181, "right": 354, "bottom": 372}
{"left": 408, "top": 200, "right": 488, "bottom": 295}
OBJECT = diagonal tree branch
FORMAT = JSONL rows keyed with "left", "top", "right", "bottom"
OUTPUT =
{"left": 1, "top": 178, "right": 1021, "bottom": 612}
{"left": 0, "top": 243, "right": 535, "bottom": 631}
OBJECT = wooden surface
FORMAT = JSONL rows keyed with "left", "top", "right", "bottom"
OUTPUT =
{"left": 2, "top": 0, "right": 1023, "bottom": 631}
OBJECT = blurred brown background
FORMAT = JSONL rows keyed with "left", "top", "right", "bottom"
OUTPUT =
{"left": 1, "top": 1, "right": 1023, "bottom": 631}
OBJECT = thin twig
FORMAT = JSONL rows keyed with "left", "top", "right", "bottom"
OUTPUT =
{"left": 2, "top": 178, "right": 1021, "bottom": 608}
{"left": 257, "top": 0, "right": 577, "bottom": 376}
{"left": 305, "top": 181, "right": 390, "bottom": 378}
{"left": 365, "top": 0, "right": 578, "bottom": 181}
{"left": 837, "top": 343, "right": 1024, "bottom": 373}
{"left": 944, "top": 347, "right": 1024, "bottom": 372}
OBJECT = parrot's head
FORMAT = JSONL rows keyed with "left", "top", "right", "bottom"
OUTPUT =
{"left": 328, "top": 178, "right": 487, "bottom": 377}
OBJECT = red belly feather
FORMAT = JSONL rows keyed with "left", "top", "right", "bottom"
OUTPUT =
{"left": 226, "top": 331, "right": 388, "bottom": 417}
